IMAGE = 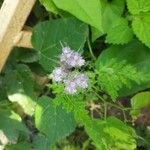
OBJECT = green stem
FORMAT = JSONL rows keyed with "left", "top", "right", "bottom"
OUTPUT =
{"left": 93, "top": 90, "right": 105, "bottom": 102}
{"left": 106, "top": 102, "right": 123, "bottom": 110}
{"left": 91, "top": 87, "right": 130, "bottom": 121}
{"left": 106, "top": 102, "right": 128, "bottom": 122}
{"left": 87, "top": 38, "right": 96, "bottom": 60}
{"left": 104, "top": 102, "right": 107, "bottom": 120}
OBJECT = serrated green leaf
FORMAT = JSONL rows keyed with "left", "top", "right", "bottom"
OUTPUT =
{"left": 85, "top": 117, "right": 136, "bottom": 150}
{"left": 131, "top": 91, "right": 150, "bottom": 118}
{"left": 132, "top": 13, "right": 150, "bottom": 48}
{"left": 53, "top": 0, "right": 102, "bottom": 32}
{"left": 106, "top": 18, "right": 133, "bottom": 44}
{"left": 35, "top": 96, "right": 76, "bottom": 145}
{"left": 127, "top": 0, "right": 150, "bottom": 15}
{"left": 0, "top": 110, "right": 29, "bottom": 143}
{"left": 32, "top": 17, "right": 88, "bottom": 72}
{"left": 39, "top": 0, "right": 59, "bottom": 14}
{"left": 97, "top": 39, "right": 150, "bottom": 97}
{"left": 5, "top": 64, "right": 36, "bottom": 115}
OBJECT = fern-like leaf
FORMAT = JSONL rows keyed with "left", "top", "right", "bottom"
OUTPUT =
{"left": 97, "top": 59, "right": 140, "bottom": 101}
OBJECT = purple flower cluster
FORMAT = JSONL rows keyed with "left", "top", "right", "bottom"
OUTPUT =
{"left": 52, "top": 67, "right": 68, "bottom": 82}
{"left": 51, "top": 46, "right": 88, "bottom": 94}
{"left": 64, "top": 73, "right": 88, "bottom": 94}
{"left": 60, "top": 47, "right": 85, "bottom": 68}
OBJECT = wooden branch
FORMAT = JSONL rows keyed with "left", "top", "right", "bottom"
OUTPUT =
{"left": 0, "top": 0, "right": 36, "bottom": 72}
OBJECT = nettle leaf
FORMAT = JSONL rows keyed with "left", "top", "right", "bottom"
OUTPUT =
{"left": 35, "top": 96, "right": 76, "bottom": 145}
{"left": 92, "top": 0, "right": 125, "bottom": 41}
{"left": 127, "top": 0, "right": 150, "bottom": 15}
{"left": 85, "top": 117, "right": 136, "bottom": 150}
{"left": 53, "top": 0, "right": 102, "bottom": 32}
{"left": 106, "top": 18, "right": 133, "bottom": 44}
{"left": 131, "top": 91, "right": 150, "bottom": 118}
{"left": 39, "top": 0, "right": 59, "bottom": 14}
{"left": 132, "top": 13, "right": 150, "bottom": 48}
{"left": 97, "top": 39, "right": 150, "bottom": 97}
{"left": 5, "top": 64, "right": 36, "bottom": 116}
{"left": 0, "top": 109, "right": 29, "bottom": 143}
{"left": 96, "top": 59, "right": 139, "bottom": 101}
{"left": 32, "top": 17, "right": 88, "bottom": 72}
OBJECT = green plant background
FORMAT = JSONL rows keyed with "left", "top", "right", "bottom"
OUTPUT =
{"left": 0, "top": 0, "right": 150, "bottom": 149}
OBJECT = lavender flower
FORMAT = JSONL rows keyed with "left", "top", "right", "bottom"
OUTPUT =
{"left": 74, "top": 74, "right": 88, "bottom": 89}
{"left": 64, "top": 79, "right": 77, "bottom": 94}
{"left": 52, "top": 67, "right": 68, "bottom": 82}
{"left": 60, "top": 47, "right": 72, "bottom": 62}
{"left": 60, "top": 47, "right": 85, "bottom": 68}
{"left": 51, "top": 45, "right": 88, "bottom": 94}
{"left": 63, "top": 73, "right": 88, "bottom": 94}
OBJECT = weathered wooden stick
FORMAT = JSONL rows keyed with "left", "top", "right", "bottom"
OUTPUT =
{"left": 15, "top": 30, "right": 33, "bottom": 48}
{"left": 0, "top": 0, "right": 36, "bottom": 72}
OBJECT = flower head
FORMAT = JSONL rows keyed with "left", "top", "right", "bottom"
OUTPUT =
{"left": 60, "top": 46, "right": 85, "bottom": 68}
{"left": 64, "top": 79, "right": 77, "bottom": 94}
{"left": 51, "top": 45, "right": 88, "bottom": 95}
{"left": 63, "top": 73, "right": 88, "bottom": 94}
{"left": 52, "top": 67, "right": 68, "bottom": 82}
{"left": 74, "top": 74, "right": 88, "bottom": 89}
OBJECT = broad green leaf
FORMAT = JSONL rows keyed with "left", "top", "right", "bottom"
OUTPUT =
{"left": 0, "top": 110, "right": 29, "bottom": 143}
{"left": 32, "top": 17, "right": 88, "bottom": 72}
{"left": 127, "top": 0, "right": 150, "bottom": 15}
{"left": 33, "top": 134, "right": 50, "bottom": 150}
{"left": 106, "top": 18, "right": 133, "bottom": 44}
{"left": 92, "top": 0, "right": 125, "bottom": 41}
{"left": 53, "top": 0, "right": 102, "bottom": 31}
{"left": 85, "top": 117, "right": 136, "bottom": 150}
{"left": 39, "top": 0, "right": 59, "bottom": 14}
{"left": 131, "top": 91, "right": 150, "bottom": 118}
{"left": 132, "top": 13, "right": 150, "bottom": 48}
{"left": 5, "top": 64, "right": 36, "bottom": 115}
{"left": 35, "top": 96, "right": 76, "bottom": 144}
{"left": 5, "top": 141, "right": 31, "bottom": 150}
{"left": 91, "top": 27, "right": 104, "bottom": 42}
{"left": 102, "top": 0, "right": 125, "bottom": 32}
{"left": 96, "top": 39, "right": 150, "bottom": 96}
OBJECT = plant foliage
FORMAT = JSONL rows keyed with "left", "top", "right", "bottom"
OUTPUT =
{"left": 0, "top": 0, "right": 150, "bottom": 149}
